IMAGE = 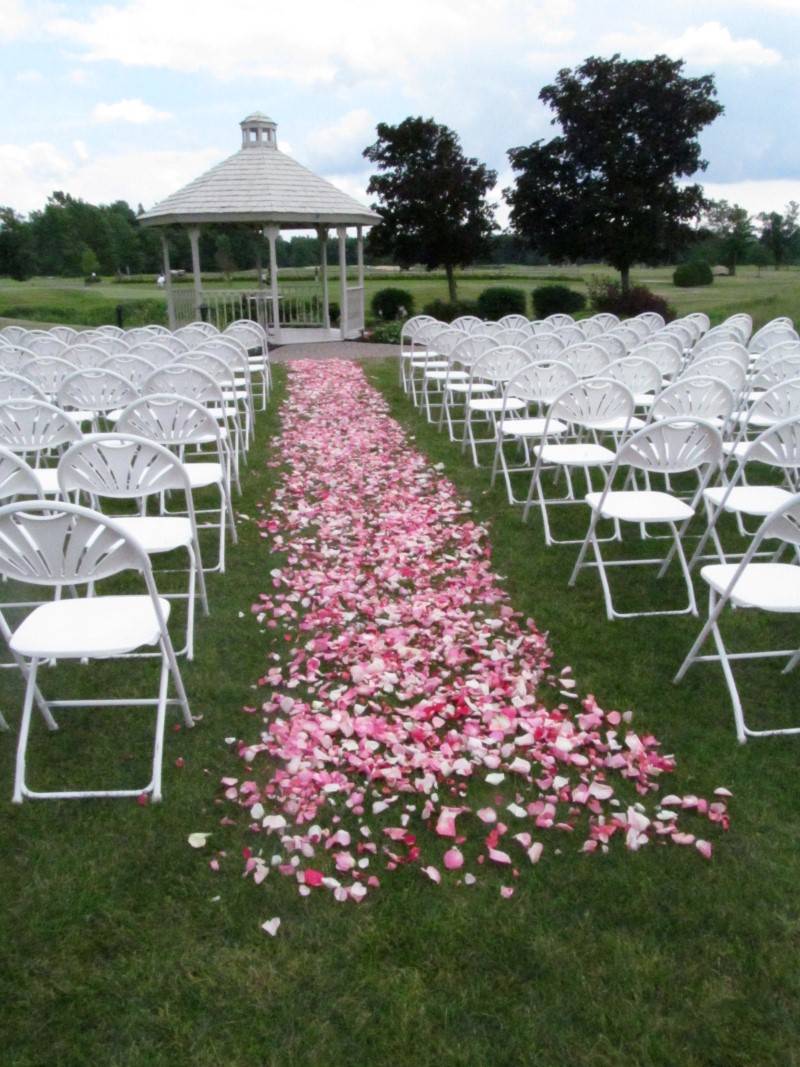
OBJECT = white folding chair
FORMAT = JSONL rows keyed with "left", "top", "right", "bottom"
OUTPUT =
{"left": 19, "top": 356, "right": 77, "bottom": 401}
{"left": 569, "top": 417, "right": 722, "bottom": 619}
{"left": 116, "top": 395, "right": 237, "bottom": 572}
{"left": 461, "top": 346, "right": 532, "bottom": 466}
{"left": 490, "top": 360, "right": 578, "bottom": 504}
{"left": 58, "top": 434, "right": 210, "bottom": 659}
{"left": 690, "top": 416, "right": 800, "bottom": 569}
{"left": 674, "top": 492, "right": 800, "bottom": 742}
{"left": 62, "top": 342, "right": 110, "bottom": 369}
{"left": 57, "top": 368, "right": 139, "bottom": 430}
{"left": 522, "top": 378, "right": 635, "bottom": 545}
{"left": 0, "top": 500, "right": 193, "bottom": 802}
{"left": 438, "top": 335, "right": 499, "bottom": 440}
{"left": 0, "top": 398, "right": 83, "bottom": 497}
{"left": 559, "top": 341, "right": 610, "bottom": 379}
{"left": 101, "top": 353, "right": 157, "bottom": 390}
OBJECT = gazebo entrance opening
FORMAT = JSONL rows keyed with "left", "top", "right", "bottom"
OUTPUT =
{"left": 140, "top": 113, "right": 379, "bottom": 344}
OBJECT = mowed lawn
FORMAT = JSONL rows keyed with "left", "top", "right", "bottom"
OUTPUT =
{"left": 0, "top": 359, "right": 799, "bottom": 1067}
{"left": 2, "top": 263, "right": 800, "bottom": 329}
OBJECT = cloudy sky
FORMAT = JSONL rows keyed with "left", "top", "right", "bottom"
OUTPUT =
{"left": 1, "top": 0, "right": 798, "bottom": 225}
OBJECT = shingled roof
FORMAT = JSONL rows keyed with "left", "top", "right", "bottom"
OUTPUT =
{"left": 139, "top": 113, "right": 381, "bottom": 228}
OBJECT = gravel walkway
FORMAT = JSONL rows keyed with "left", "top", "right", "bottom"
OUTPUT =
{"left": 269, "top": 340, "right": 398, "bottom": 362}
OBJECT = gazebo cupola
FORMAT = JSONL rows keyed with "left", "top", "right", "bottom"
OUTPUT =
{"left": 139, "top": 111, "right": 381, "bottom": 343}
{"left": 240, "top": 112, "right": 277, "bottom": 149}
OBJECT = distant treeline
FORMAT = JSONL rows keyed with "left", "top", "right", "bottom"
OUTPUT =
{"left": 0, "top": 192, "right": 551, "bottom": 281}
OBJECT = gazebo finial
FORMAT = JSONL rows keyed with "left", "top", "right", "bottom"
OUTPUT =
{"left": 240, "top": 112, "right": 277, "bottom": 149}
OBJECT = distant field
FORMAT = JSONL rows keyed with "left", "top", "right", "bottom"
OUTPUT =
{"left": 2, "top": 264, "right": 800, "bottom": 331}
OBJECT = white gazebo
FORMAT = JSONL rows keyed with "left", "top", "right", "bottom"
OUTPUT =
{"left": 139, "top": 112, "right": 381, "bottom": 342}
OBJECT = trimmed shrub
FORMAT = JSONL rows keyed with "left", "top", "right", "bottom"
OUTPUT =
{"left": 673, "top": 261, "right": 713, "bottom": 287}
{"left": 476, "top": 286, "right": 526, "bottom": 320}
{"left": 328, "top": 301, "right": 340, "bottom": 326}
{"left": 422, "top": 298, "right": 480, "bottom": 323}
{"left": 371, "top": 287, "right": 415, "bottom": 320}
{"left": 589, "top": 280, "right": 675, "bottom": 322}
{"left": 370, "top": 321, "right": 403, "bottom": 344}
{"left": 532, "top": 284, "right": 586, "bottom": 319}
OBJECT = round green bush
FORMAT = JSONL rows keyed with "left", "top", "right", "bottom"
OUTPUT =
{"left": 371, "top": 287, "right": 415, "bottom": 320}
{"left": 673, "top": 261, "right": 713, "bottom": 287}
{"left": 532, "top": 284, "right": 586, "bottom": 319}
{"left": 422, "top": 298, "right": 480, "bottom": 323}
{"left": 476, "top": 286, "right": 526, "bottom": 320}
{"left": 370, "top": 320, "right": 403, "bottom": 343}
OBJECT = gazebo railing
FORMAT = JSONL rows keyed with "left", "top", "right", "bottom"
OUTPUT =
{"left": 168, "top": 283, "right": 364, "bottom": 334}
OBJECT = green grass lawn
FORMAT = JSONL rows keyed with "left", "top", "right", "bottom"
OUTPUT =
{"left": 3, "top": 264, "right": 800, "bottom": 331}
{"left": 1, "top": 361, "right": 799, "bottom": 1067}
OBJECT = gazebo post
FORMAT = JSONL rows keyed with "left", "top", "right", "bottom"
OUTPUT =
{"left": 356, "top": 225, "right": 365, "bottom": 332}
{"left": 187, "top": 226, "right": 203, "bottom": 321}
{"left": 337, "top": 225, "right": 348, "bottom": 340}
{"left": 317, "top": 225, "right": 330, "bottom": 333}
{"left": 160, "top": 231, "right": 176, "bottom": 329}
{"left": 264, "top": 224, "right": 281, "bottom": 344}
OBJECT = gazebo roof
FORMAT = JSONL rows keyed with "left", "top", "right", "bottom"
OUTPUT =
{"left": 139, "top": 113, "right": 381, "bottom": 229}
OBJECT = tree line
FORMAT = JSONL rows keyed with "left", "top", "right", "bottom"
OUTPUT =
{"left": 1, "top": 54, "right": 796, "bottom": 290}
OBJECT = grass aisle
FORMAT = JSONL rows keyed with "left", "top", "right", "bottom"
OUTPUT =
{"left": 0, "top": 358, "right": 797, "bottom": 1067}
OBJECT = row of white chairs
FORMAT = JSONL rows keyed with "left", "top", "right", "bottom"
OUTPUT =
{"left": 398, "top": 317, "right": 800, "bottom": 744}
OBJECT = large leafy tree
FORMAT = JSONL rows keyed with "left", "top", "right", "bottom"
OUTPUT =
{"left": 703, "top": 200, "right": 753, "bottom": 276}
{"left": 505, "top": 55, "right": 723, "bottom": 291}
{"left": 364, "top": 117, "right": 497, "bottom": 301}
{"left": 758, "top": 203, "right": 800, "bottom": 269}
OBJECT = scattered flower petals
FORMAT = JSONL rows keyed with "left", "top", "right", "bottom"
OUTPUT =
{"left": 261, "top": 918, "right": 281, "bottom": 937}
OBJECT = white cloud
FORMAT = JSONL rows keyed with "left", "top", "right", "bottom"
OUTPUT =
{"left": 47, "top": 0, "right": 575, "bottom": 87}
{"left": 601, "top": 21, "right": 781, "bottom": 68}
{"left": 0, "top": 0, "right": 32, "bottom": 41}
{"left": 0, "top": 140, "right": 220, "bottom": 213}
{"left": 304, "top": 109, "right": 374, "bottom": 168}
{"left": 73, "top": 139, "right": 89, "bottom": 161}
{"left": 16, "top": 69, "right": 43, "bottom": 84}
{"left": 91, "top": 98, "right": 172, "bottom": 124}
{"left": 67, "top": 68, "right": 91, "bottom": 85}
{"left": 700, "top": 179, "right": 800, "bottom": 215}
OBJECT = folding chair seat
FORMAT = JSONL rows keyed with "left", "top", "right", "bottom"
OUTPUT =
{"left": 0, "top": 501, "right": 194, "bottom": 801}
{"left": 568, "top": 417, "right": 722, "bottom": 618}
{"left": 58, "top": 434, "right": 210, "bottom": 658}
{"left": 674, "top": 493, "right": 800, "bottom": 742}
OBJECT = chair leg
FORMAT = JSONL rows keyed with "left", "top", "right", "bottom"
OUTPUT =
{"left": 150, "top": 654, "right": 171, "bottom": 802}
{"left": 708, "top": 611, "right": 748, "bottom": 743}
{"left": 13, "top": 657, "right": 40, "bottom": 803}
{"left": 161, "top": 636, "right": 194, "bottom": 729}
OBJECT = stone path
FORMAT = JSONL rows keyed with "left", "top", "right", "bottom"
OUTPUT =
{"left": 269, "top": 340, "right": 398, "bottom": 362}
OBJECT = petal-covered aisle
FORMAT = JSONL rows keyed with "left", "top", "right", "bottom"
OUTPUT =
{"left": 223, "top": 361, "right": 728, "bottom": 902}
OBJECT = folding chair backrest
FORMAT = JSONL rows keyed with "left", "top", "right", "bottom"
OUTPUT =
{"left": 0, "top": 346, "right": 35, "bottom": 374}
{"left": 80, "top": 333, "right": 129, "bottom": 356}
{"left": 451, "top": 334, "right": 498, "bottom": 367}
{"left": 617, "top": 417, "right": 722, "bottom": 474}
{"left": 605, "top": 356, "right": 662, "bottom": 395}
{"left": 143, "top": 364, "right": 221, "bottom": 405}
{"left": 630, "top": 341, "right": 682, "bottom": 379}
{"left": 175, "top": 351, "right": 235, "bottom": 386}
{"left": 127, "top": 341, "right": 178, "bottom": 368}
{"left": 624, "top": 318, "right": 652, "bottom": 341}
{"left": 544, "top": 314, "right": 574, "bottom": 330}
{"left": 663, "top": 322, "right": 693, "bottom": 350}
{"left": 63, "top": 343, "right": 109, "bottom": 369}
{"left": 101, "top": 353, "right": 157, "bottom": 389}
{"left": 498, "top": 314, "right": 529, "bottom": 330}
{"left": 116, "top": 393, "right": 224, "bottom": 447}
{"left": 0, "top": 398, "right": 82, "bottom": 452}
{"left": 0, "top": 446, "right": 43, "bottom": 498}
{"left": 742, "top": 416, "right": 800, "bottom": 470}
{"left": 494, "top": 327, "right": 530, "bottom": 348}
{"left": 0, "top": 326, "right": 29, "bottom": 346}
{"left": 471, "top": 345, "right": 533, "bottom": 385}
{"left": 559, "top": 341, "right": 609, "bottom": 379}
{"left": 57, "top": 368, "right": 138, "bottom": 413}
{"left": 724, "top": 313, "right": 752, "bottom": 341}
{"left": 20, "top": 356, "right": 76, "bottom": 396}
{"left": 747, "top": 377, "right": 800, "bottom": 424}
{"left": 224, "top": 321, "right": 266, "bottom": 349}
{"left": 554, "top": 325, "right": 584, "bottom": 347}
{"left": 428, "top": 328, "right": 464, "bottom": 357}
{"left": 175, "top": 325, "right": 212, "bottom": 348}
{"left": 750, "top": 325, "right": 799, "bottom": 354}
{"left": 58, "top": 433, "right": 192, "bottom": 498}
{"left": 594, "top": 334, "right": 628, "bottom": 361}
{"left": 549, "top": 377, "right": 634, "bottom": 429}
{"left": 524, "top": 332, "right": 566, "bottom": 360}
{"left": 683, "top": 357, "right": 746, "bottom": 394}
{"left": 637, "top": 312, "right": 666, "bottom": 333}
{"left": 0, "top": 500, "right": 149, "bottom": 587}
{"left": 759, "top": 492, "right": 800, "bottom": 548}
{"left": 692, "top": 341, "right": 749, "bottom": 369}
{"left": 577, "top": 318, "right": 604, "bottom": 339}
{"left": 505, "top": 360, "right": 577, "bottom": 405}
{"left": 684, "top": 312, "right": 709, "bottom": 335}
{"left": 606, "top": 325, "right": 639, "bottom": 351}
{"left": 753, "top": 340, "right": 800, "bottom": 369}
{"left": 650, "top": 376, "right": 735, "bottom": 422}
{"left": 24, "top": 334, "right": 68, "bottom": 359}
{"left": 0, "top": 372, "right": 47, "bottom": 402}
{"left": 591, "top": 313, "right": 619, "bottom": 332}
{"left": 125, "top": 327, "right": 159, "bottom": 346}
